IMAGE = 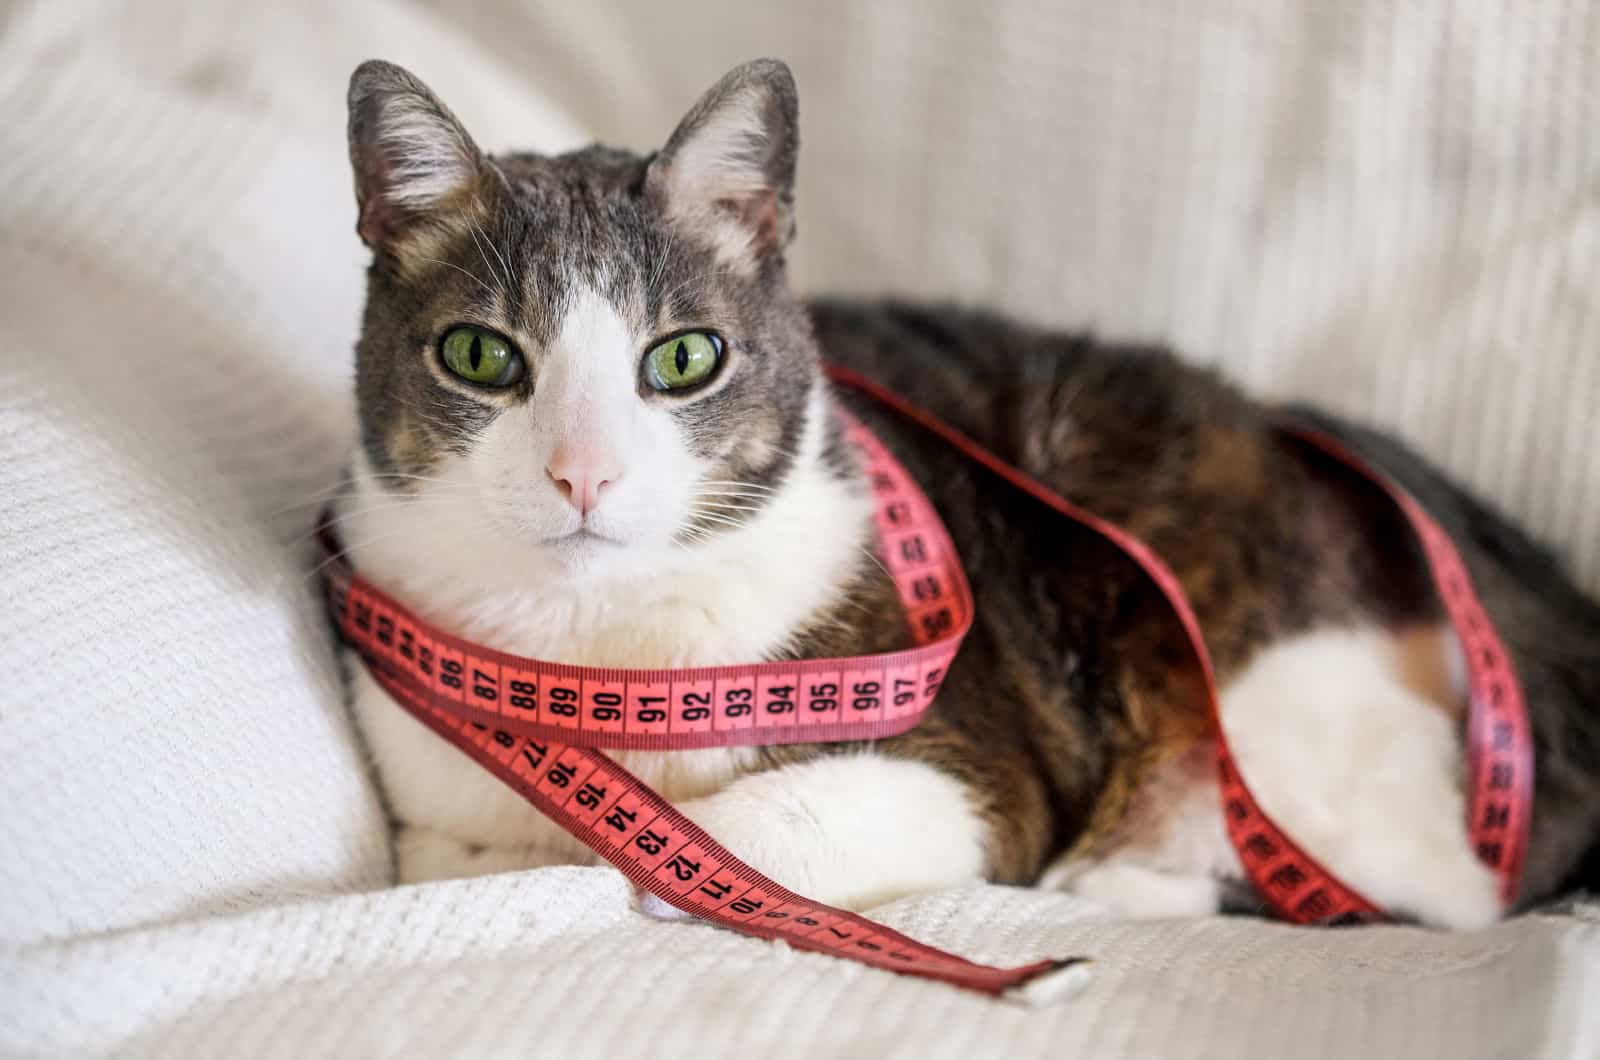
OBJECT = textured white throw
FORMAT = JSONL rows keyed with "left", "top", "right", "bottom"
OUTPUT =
{"left": 0, "top": 2, "right": 1596, "bottom": 1057}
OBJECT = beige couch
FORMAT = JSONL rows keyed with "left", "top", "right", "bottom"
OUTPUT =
{"left": 1, "top": 1, "right": 1595, "bottom": 1056}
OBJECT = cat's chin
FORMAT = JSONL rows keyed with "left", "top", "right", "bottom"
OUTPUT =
{"left": 528, "top": 526, "right": 676, "bottom": 584}
{"left": 542, "top": 527, "right": 622, "bottom": 548}
{"left": 537, "top": 528, "right": 624, "bottom": 567}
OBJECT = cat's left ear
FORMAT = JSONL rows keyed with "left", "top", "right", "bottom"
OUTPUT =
{"left": 646, "top": 58, "right": 799, "bottom": 271}
{"left": 347, "top": 60, "right": 489, "bottom": 249}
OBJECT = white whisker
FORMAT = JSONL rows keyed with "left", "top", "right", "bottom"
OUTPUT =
{"left": 654, "top": 268, "right": 707, "bottom": 310}
{"left": 280, "top": 494, "right": 481, "bottom": 552}
{"left": 468, "top": 214, "right": 515, "bottom": 298}
{"left": 688, "top": 511, "right": 748, "bottom": 531}
{"left": 690, "top": 501, "right": 766, "bottom": 516}
{"left": 695, "top": 481, "right": 780, "bottom": 494}
{"left": 464, "top": 214, "right": 510, "bottom": 298}
{"left": 688, "top": 493, "right": 774, "bottom": 505}
{"left": 646, "top": 224, "right": 679, "bottom": 303}
{"left": 416, "top": 255, "right": 499, "bottom": 300}
{"left": 281, "top": 525, "right": 434, "bottom": 589}
{"left": 857, "top": 545, "right": 893, "bottom": 581}
{"left": 262, "top": 472, "right": 483, "bottom": 520}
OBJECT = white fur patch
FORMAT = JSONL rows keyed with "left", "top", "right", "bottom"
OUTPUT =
{"left": 1220, "top": 626, "right": 1497, "bottom": 928}
{"left": 1047, "top": 626, "right": 1499, "bottom": 929}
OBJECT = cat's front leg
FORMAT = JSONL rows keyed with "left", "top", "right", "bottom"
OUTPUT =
{"left": 648, "top": 753, "right": 988, "bottom": 913}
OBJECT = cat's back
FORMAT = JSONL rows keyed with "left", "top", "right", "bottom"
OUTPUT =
{"left": 809, "top": 296, "right": 1441, "bottom": 676}
{"left": 807, "top": 297, "right": 1256, "bottom": 544}
{"left": 807, "top": 297, "right": 1260, "bottom": 463}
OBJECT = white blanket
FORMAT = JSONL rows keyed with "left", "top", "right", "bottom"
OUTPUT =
{"left": 1, "top": 2, "right": 1596, "bottom": 1056}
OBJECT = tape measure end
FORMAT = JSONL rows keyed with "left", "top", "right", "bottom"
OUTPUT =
{"left": 1002, "top": 957, "right": 1094, "bottom": 1008}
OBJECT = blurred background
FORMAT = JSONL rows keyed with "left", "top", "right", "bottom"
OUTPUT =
{"left": 1, "top": 0, "right": 1595, "bottom": 584}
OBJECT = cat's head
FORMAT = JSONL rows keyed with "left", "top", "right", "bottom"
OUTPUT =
{"left": 345, "top": 58, "right": 830, "bottom": 582}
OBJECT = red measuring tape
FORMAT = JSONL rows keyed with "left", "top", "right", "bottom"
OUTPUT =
{"left": 322, "top": 366, "right": 1533, "bottom": 996}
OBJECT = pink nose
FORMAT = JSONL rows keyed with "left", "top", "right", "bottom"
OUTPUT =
{"left": 546, "top": 444, "right": 622, "bottom": 516}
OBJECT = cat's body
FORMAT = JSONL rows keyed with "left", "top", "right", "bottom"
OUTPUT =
{"left": 337, "top": 59, "right": 1600, "bottom": 927}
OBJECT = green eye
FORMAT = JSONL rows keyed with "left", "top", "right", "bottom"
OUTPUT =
{"left": 441, "top": 326, "right": 522, "bottom": 387}
{"left": 644, "top": 331, "right": 722, "bottom": 391}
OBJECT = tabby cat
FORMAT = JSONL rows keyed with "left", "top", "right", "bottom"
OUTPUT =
{"left": 336, "top": 58, "right": 1600, "bottom": 926}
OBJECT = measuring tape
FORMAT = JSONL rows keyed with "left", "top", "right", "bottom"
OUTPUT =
{"left": 322, "top": 366, "right": 1533, "bottom": 996}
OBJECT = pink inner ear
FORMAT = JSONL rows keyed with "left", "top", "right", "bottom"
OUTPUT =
{"left": 724, "top": 189, "right": 781, "bottom": 255}
{"left": 356, "top": 154, "right": 401, "bottom": 247}
{"left": 358, "top": 199, "right": 397, "bottom": 247}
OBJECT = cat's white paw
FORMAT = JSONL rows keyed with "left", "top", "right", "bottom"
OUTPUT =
{"left": 672, "top": 785, "right": 867, "bottom": 911}
{"left": 1390, "top": 840, "right": 1501, "bottom": 930}
{"left": 672, "top": 753, "right": 987, "bottom": 912}
{"left": 1221, "top": 627, "right": 1505, "bottom": 931}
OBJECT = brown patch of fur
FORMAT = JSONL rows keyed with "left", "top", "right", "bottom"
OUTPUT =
{"left": 1390, "top": 624, "right": 1466, "bottom": 720}
{"left": 382, "top": 410, "right": 442, "bottom": 481}
{"left": 1070, "top": 630, "right": 1217, "bottom": 862}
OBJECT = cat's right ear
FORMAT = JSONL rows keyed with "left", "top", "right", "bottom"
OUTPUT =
{"left": 347, "top": 60, "right": 488, "bottom": 249}
{"left": 646, "top": 58, "right": 799, "bottom": 272}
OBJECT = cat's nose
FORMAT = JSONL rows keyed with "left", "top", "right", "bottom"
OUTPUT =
{"left": 546, "top": 443, "right": 622, "bottom": 517}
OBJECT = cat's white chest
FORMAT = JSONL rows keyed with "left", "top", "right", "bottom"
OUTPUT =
{"left": 351, "top": 661, "right": 758, "bottom": 869}
{"left": 337, "top": 387, "right": 872, "bottom": 880}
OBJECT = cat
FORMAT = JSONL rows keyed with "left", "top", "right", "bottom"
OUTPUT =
{"left": 335, "top": 57, "right": 1600, "bottom": 927}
